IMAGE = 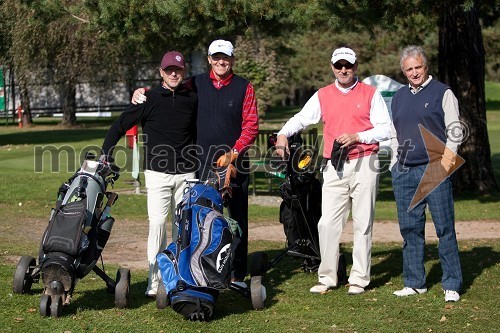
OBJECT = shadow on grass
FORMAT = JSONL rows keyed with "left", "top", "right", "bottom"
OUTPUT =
{"left": 486, "top": 100, "right": 500, "bottom": 111}
{"left": 215, "top": 248, "right": 302, "bottom": 318}
{"left": 369, "top": 243, "right": 499, "bottom": 294}
{"left": 15, "top": 243, "right": 499, "bottom": 318}
{"left": 27, "top": 249, "right": 303, "bottom": 319}
{"left": 1, "top": 129, "right": 109, "bottom": 145}
{"left": 32, "top": 276, "right": 154, "bottom": 317}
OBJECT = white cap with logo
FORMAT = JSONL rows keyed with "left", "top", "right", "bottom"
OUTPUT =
{"left": 208, "top": 39, "right": 234, "bottom": 57}
{"left": 331, "top": 47, "right": 357, "bottom": 64}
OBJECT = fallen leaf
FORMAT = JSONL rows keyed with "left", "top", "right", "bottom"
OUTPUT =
{"left": 440, "top": 315, "right": 447, "bottom": 322}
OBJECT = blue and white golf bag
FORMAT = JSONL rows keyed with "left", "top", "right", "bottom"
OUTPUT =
{"left": 157, "top": 170, "right": 240, "bottom": 321}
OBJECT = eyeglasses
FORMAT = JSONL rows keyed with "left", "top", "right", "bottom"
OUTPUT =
{"left": 162, "top": 67, "right": 184, "bottom": 75}
{"left": 333, "top": 62, "right": 355, "bottom": 70}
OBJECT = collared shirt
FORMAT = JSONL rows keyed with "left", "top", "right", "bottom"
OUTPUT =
{"left": 210, "top": 70, "right": 234, "bottom": 89}
{"left": 335, "top": 77, "right": 359, "bottom": 94}
{"left": 408, "top": 75, "right": 432, "bottom": 94}
{"left": 208, "top": 70, "right": 259, "bottom": 152}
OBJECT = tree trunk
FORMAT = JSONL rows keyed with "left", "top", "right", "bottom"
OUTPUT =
{"left": 19, "top": 81, "right": 33, "bottom": 126}
{"left": 60, "top": 80, "right": 77, "bottom": 126}
{"left": 438, "top": 5, "right": 498, "bottom": 193}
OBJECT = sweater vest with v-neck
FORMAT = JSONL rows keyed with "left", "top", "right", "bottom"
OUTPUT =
{"left": 391, "top": 79, "right": 448, "bottom": 166}
{"left": 318, "top": 82, "right": 378, "bottom": 159}
{"left": 193, "top": 72, "right": 248, "bottom": 166}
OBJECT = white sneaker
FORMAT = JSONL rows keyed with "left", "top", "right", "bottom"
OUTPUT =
{"left": 393, "top": 287, "right": 428, "bottom": 297}
{"left": 309, "top": 283, "right": 333, "bottom": 294}
{"left": 348, "top": 285, "right": 365, "bottom": 295}
{"left": 444, "top": 290, "right": 460, "bottom": 302}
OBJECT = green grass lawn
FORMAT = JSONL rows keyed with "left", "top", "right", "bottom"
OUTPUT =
{"left": 1, "top": 240, "right": 499, "bottom": 332}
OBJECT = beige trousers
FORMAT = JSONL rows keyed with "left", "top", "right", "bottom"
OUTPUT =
{"left": 317, "top": 154, "right": 379, "bottom": 288}
{"left": 144, "top": 169, "right": 196, "bottom": 294}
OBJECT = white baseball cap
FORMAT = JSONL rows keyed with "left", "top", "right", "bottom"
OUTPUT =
{"left": 208, "top": 39, "right": 234, "bottom": 56}
{"left": 331, "top": 47, "right": 357, "bottom": 64}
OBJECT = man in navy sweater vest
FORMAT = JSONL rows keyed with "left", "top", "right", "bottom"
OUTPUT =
{"left": 132, "top": 40, "right": 259, "bottom": 288}
{"left": 390, "top": 45, "right": 463, "bottom": 302}
{"left": 192, "top": 39, "right": 258, "bottom": 287}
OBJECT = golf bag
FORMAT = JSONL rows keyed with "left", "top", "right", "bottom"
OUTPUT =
{"left": 13, "top": 154, "right": 130, "bottom": 317}
{"left": 270, "top": 133, "right": 347, "bottom": 282}
{"left": 279, "top": 168, "right": 322, "bottom": 271}
{"left": 41, "top": 156, "right": 120, "bottom": 276}
{"left": 157, "top": 167, "right": 240, "bottom": 321}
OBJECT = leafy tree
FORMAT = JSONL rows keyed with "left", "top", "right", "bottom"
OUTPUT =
{"left": 482, "top": 19, "right": 500, "bottom": 82}
{"left": 0, "top": 0, "right": 44, "bottom": 125}
{"left": 233, "top": 32, "right": 289, "bottom": 116}
{"left": 0, "top": 0, "right": 142, "bottom": 127}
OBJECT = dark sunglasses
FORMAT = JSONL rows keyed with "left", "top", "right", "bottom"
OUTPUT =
{"left": 162, "top": 67, "right": 184, "bottom": 75}
{"left": 333, "top": 62, "right": 355, "bottom": 70}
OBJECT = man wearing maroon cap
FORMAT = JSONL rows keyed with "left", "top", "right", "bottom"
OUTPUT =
{"left": 101, "top": 51, "right": 198, "bottom": 297}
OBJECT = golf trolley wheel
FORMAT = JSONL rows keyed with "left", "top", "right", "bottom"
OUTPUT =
{"left": 50, "top": 294, "right": 63, "bottom": 318}
{"left": 250, "top": 252, "right": 268, "bottom": 277}
{"left": 13, "top": 256, "right": 36, "bottom": 294}
{"left": 39, "top": 294, "right": 51, "bottom": 317}
{"left": 114, "top": 268, "right": 130, "bottom": 309}
{"left": 156, "top": 278, "right": 169, "bottom": 309}
{"left": 250, "top": 275, "right": 266, "bottom": 310}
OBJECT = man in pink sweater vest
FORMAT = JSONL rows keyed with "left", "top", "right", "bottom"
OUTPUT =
{"left": 276, "top": 47, "right": 392, "bottom": 295}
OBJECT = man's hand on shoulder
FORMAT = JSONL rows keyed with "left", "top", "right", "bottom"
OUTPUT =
{"left": 131, "top": 88, "right": 147, "bottom": 105}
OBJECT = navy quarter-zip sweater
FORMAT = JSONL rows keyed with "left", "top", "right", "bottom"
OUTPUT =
{"left": 102, "top": 83, "right": 198, "bottom": 174}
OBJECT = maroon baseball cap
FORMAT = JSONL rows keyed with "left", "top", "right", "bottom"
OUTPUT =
{"left": 160, "top": 51, "right": 185, "bottom": 69}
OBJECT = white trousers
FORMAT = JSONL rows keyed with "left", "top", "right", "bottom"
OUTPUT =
{"left": 144, "top": 169, "right": 196, "bottom": 294}
{"left": 317, "top": 155, "right": 379, "bottom": 288}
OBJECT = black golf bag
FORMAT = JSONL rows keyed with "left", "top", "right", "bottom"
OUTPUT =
{"left": 156, "top": 166, "right": 241, "bottom": 321}
{"left": 279, "top": 166, "right": 322, "bottom": 272}
{"left": 13, "top": 153, "right": 131, "bottom": 317}
{"left": 265, "top": 133, "right": 347, "bottom": 283}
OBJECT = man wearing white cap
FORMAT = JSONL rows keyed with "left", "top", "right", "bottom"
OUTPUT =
{"left": 103, "top": 51, "right": 198, "bottom": 297}
{"left": 275, "top": 46, "right": 392, "bottom": 295}
{"left": 192, "top": 39, "right": 258, "bottom": 288}
{"left": 132, "top": 40, "right": 258, "bottom": 288}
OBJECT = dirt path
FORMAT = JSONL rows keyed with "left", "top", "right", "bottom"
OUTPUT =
{"left": 4, "top": 205, "right": 500, "bottom": 271}
{"left": 101, "top": 218, "right": 500, "bottom": 271}
{"left": 249, "top": 220, "right": 500, "bottom": 243}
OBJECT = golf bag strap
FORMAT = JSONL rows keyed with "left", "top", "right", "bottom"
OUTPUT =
{"left": 195, "top": 197, "right": 222, "bottom": 214}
